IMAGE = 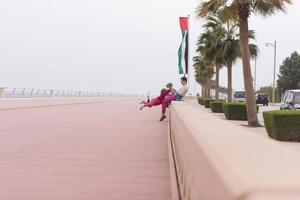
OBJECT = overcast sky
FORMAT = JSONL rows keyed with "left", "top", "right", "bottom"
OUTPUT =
{"left": 0, "top": 0, "right": 299, "bottom": 95}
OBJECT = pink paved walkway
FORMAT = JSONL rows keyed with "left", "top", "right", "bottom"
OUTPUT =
{"left": 0, "top": 99, "right": 172, "bottom": 200}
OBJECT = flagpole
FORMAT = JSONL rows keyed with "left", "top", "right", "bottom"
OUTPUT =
{"left": 187, "top": 14, "right": 191, "bottom": 96}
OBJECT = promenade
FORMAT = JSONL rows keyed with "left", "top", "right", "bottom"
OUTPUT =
{"left": 0, "top": 98, "right": 172, "bottom": 200}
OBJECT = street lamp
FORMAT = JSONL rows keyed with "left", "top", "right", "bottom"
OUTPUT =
{"left": 265, "top": 40, "right": 277, "bottom": 105}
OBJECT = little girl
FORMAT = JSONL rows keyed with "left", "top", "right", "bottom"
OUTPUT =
{"left": 140, "top": 83, "right": 172, "bottom": 111}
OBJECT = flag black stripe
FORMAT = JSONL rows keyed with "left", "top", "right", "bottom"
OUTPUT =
{"left": 184, "top": 31, "right": 189, "bottom": 74}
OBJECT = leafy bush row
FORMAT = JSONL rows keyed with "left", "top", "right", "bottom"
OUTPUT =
{"left": 263, "top": 110, "right": 300, "bottom": 142}
{"left": 210, "top": 101, "right": 224, "bottom": 113}
{"left": 197, "top": 97, "right": 204, "bottom": 105}
{"left": 222, "top": 103, "right": 259, "bottom": 120}
{"left": 197, "top": 97, "right": 300, "bottom": 142}
{"left": 204, "top": 99, "right": 215, "bottom": 108}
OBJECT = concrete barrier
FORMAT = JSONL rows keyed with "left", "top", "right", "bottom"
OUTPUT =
{"left": 169, "top": 101, "right": 300, "bottom": 200}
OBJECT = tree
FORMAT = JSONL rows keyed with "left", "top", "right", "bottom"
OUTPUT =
{"left": 277, "top": 52, "right": 300, "bottom": 94}
{"left": 196, "top": 0, "right": 292, "bottom": 127}
{"left": 196, "top": 25, "right": 224, "bottom": 100}
{"left": 194, "top": 57, "right": 215, "bottom": 98}
{"left": 203, "top": 11, "right": 258, "bottom": 102}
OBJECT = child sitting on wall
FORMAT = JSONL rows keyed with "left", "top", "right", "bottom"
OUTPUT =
{"left": 140, "top": 83, "right": 172, "bottom": 111}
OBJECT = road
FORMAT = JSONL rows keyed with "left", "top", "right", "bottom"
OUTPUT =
{"left": 258, "top": 104, "right": 280, "bottom": 125}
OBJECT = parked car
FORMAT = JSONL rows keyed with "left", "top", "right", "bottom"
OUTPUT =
{"left": 219, "top": 94, "right": 227, "bottom": 101}
{"left": 256, "top": 93, "right": 268, "bottom": 106}
{"left": 233, "top": 91, "right": 245, "bottom": 102}
{"left": 280, "top": 89, "right": 300, "bottom": 110}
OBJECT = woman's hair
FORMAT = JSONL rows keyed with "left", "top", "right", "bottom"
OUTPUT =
{"left": 160, "top": 88, "right": 167, "bottom": 95}
{"left": 166, "top": 83, "right": 173, "bottom": 88}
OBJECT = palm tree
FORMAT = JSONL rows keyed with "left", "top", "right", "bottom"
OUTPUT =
{"left": 196, "top": 0, "right": 291, "bottom": 127}
{"left": 194, "top": 57, "right": 214, "bottom": 98}
{"left": 204, "top": 11, "right": 258, "bottom": 102}
{"left": 197, "top": 26, "right": 224, "bottom": 100}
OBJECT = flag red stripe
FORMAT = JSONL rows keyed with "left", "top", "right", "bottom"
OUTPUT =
{"left": 179, "top": 17, "right": 188, "bottom": 30}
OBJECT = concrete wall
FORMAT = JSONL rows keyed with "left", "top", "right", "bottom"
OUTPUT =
{"left": 169, "top": 101, "right": 300, "bottom": 200}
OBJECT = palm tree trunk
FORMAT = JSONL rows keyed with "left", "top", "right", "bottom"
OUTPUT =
{"left": 215, "top": 64, "right": 220, "bottom": 100}
{"left": 201, "top": 84, "right": 204, "bottom": 97}
{"left": 227, "top": 61, "right": 233, "bottom": 102}
{"left": 238, "top": 6, "right": 259, "bottom": 127}
{"left": 203, "top": 82, "right": 206, "bottom": 98}
{"left": 204, "top": 80, "right": 209, "bottom": 98}
{"left": 207, "top": 80, "right": 211, "bottom": 98}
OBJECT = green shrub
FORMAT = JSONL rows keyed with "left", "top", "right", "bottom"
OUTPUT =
{"left": 222, "top": 103, "right": 259, "bottom": 120}
{"left": 263, "top": 110, "right": 300, "bottom": 141}
{"left": 204, "top": 99, "right": 215, "bottom": 108}
{"left": 210, "top": 101, "right": 224, "bottom": 113}
{"left": 198, "top": 97, "right": 204, "bottom": 105}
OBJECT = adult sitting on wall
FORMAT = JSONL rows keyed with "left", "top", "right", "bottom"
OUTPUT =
{"left": 160, "top": 76, "right": 188, "bottom": 121}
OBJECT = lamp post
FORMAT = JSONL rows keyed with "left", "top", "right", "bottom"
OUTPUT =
{"left": 265, "top": 40, "right": 277, "bottom": 105}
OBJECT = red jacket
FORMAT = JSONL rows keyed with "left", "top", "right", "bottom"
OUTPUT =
{"left": 157, "top": 89, "right": 171, "bottom": 103}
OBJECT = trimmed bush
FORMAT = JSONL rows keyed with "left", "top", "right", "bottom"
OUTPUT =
{"left": 210, "top": 101, "right": 224, "bottom": 113}
{"left": 198, "top": 97, "right": 204, "bottom": 105}
{"left": 222, "top": 102, "right": 259, "bottom": 120}
{"left": 204, "top": 99, "right": 215, "bottom": 108}
{"left": 263, "top": 110, "right": 300, "bottom": 141}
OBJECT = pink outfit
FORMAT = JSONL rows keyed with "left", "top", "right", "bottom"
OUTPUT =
{"left": 145, "top": 98, "right": 161, "bottom": 107}
{"left": 161, "top": 94, "right": 176, "bottom": 115}
{"left": 144, "top": 89, "right": 171, "bottom": 108}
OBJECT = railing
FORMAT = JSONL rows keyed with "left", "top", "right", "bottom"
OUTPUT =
{"left": 0, "top": 87, "right": 143, "bottom": 98}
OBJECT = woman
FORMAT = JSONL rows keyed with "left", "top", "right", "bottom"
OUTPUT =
{"left": 160, "top": 77, "right": 187, "bottom": 121}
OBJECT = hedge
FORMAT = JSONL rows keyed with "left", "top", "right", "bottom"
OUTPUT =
{"left": 198, "top": 97, "right": 204, "bottom": 105}
{"left": 210, "top": 101, "right": 224, "bottom": 113}
{"left": 204, "top": 99, "right": 215, "bottom": 108}
{"left": 263, "top": 110, "right": 300, "bottom": 141}
{"left": 222, "top": 102, "right": 259, "bottom": 120}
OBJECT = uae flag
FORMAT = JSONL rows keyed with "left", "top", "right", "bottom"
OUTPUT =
{"left": 178, "top": 17, "right": 189, "bottom": 75}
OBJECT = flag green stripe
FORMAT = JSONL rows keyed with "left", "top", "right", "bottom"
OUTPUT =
{"left": 178, "top": 30, "right": 186, "bottom": 74}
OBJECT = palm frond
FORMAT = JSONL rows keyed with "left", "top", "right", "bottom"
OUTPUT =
{"left": 249, "top": 43, "right": 259, "bottom": 59}
{"left": 195, "top": 0, "right": 227, "bottom": 18}
{"left": 253, "top": 0, "right": 292, "bottom": 16}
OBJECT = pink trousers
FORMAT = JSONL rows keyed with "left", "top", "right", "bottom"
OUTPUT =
{"left": 145, "top": 98, "right": 161, "bottom": 107}
{"left": 161, "top": 95, "right": 176, "bottom": 115}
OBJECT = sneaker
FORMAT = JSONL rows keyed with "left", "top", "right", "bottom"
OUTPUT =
{"left": 140, "top": 105, "right": 145, "bottom": 111}
{"left": 159, "top": 115, "right": 166, "bottom": 121}
{"left": 140, "top": 100, "right": 146, "bottom": 104}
